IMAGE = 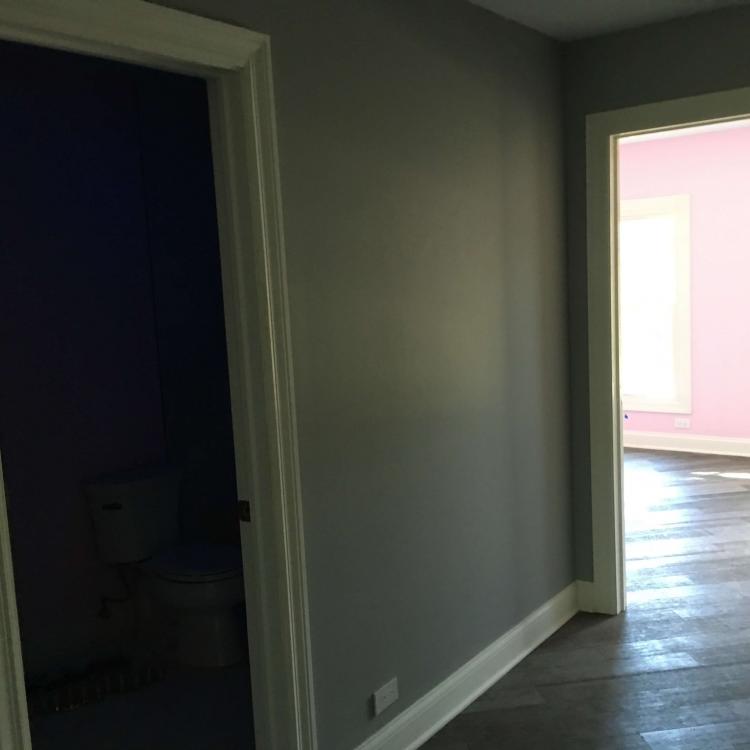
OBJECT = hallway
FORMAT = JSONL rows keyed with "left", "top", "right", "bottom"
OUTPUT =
{"left": 424, "top": 449, "right": 750, "bottom": 749}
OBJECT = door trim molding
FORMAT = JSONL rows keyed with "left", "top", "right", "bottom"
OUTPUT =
{"left": 0, "top": 460, "right": 30, "bottom": 750}
{"left": 0, "top": 2, "right": 316, "bottom": 749}
{"left": 585, "top": 87, "right": 750, "bottom": 616}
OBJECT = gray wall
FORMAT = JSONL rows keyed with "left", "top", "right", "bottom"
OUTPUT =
{"left": 154, "top": 1, "right": 572, "bottom": 748}
{"left": 563, "top": 6, "right": 750, "bottom": 580}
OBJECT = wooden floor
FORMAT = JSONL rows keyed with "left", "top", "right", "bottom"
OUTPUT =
{"left": 423, "top": 449, "right": 750, "bottom": 749}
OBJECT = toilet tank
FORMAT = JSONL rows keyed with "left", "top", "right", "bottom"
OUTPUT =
{"left": 85, "top": 467, "right": 181, "bottom": 564}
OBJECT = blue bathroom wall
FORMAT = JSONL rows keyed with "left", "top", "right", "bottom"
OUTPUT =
{"left": 134, "top": 70, "right": 239, "bottom": 546}
{"left": 0, "top": 41, "right": 236, "bottom": 677}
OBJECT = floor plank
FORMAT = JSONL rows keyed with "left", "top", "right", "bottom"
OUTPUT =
{"left": 422, "top": 449, "right": 750, "bottom": 749}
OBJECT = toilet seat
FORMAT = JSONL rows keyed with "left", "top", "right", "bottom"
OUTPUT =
{"left": 145, "top": 543, "right": 242, "bottom": 583}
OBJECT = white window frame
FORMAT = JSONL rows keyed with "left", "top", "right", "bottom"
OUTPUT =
{"left": 618, "top": 194, "right": 692, "bottom": 414}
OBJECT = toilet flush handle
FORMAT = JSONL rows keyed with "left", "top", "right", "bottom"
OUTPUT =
{"left": 238, "top": 500, "right": 252, "bottom": 524}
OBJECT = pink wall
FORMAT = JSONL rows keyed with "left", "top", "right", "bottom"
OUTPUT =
{"left": 619, "top": 125, "right": 750, "bottom": 438}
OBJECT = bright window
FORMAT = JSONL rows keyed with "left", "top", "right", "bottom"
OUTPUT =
{"left": 618, "top": 195, "right": 691, "bottom": 413}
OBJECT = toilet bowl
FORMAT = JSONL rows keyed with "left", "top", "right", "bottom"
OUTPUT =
{"left": 144, "top": 543, "right": 246, "bottom": 668}
{"left": 85, "top": 468, "right": 247, "bottom": 669}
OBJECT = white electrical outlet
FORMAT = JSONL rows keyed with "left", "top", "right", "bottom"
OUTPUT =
{"left": 373, "top": 677, "right": 399, "bottom": 716}
{"left": 674, "top": 417, "right": 691, "bottom": 429}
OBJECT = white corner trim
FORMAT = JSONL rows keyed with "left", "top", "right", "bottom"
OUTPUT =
{"left": 353, "top": 583, "right": 578, "bottom": 750}
{"left": 575, "top": 579, "right": 611, "bottom": 614}
{"left": 624, "top": 430, "right": 750, "bottom": 458}
{"left": 576, "top": 580, "right": 594, "bottom": 613}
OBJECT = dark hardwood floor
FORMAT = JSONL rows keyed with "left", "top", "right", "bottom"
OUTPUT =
{"left": 422, "top": 449, "right": 750, "bottom": 749}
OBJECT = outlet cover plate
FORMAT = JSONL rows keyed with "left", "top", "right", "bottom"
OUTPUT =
{"left": 373, "top": 677, "right": 399, "bottom": 716}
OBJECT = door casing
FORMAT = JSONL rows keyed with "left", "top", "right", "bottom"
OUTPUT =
{"left": 584, "top": 86, "right": 750, "bottom": 615}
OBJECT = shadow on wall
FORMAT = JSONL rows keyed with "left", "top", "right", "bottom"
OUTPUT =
{"left": 0, "top": 40, "right": 237, "bottom": 678}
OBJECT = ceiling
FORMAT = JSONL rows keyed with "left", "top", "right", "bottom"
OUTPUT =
{"left": 467, "top": 0, "right": 750, "bottom": 41}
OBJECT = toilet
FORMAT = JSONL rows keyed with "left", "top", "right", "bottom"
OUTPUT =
{"left": 85, "top": 467, "right": 246, "bottom": 668}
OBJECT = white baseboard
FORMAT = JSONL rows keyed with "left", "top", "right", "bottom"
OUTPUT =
{"left": 624, "top": 430, "right": 750, "bottom": 457}
{"left": 576, "top": 579, "right": 597, "bottom": 613}
{"left": 575, "top": 579, "right": 617, "bottom": 615}
{"left": 352, "top": 583, "right": 578, "bottom": 750}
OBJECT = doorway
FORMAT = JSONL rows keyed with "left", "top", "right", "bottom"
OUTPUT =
{"left": 617, "top": 120, "right": 750, "bottom": 608}
{"left": 585, "top": 85, "right": 750, "bottom": 616}
{"left": 1, "top": 39, "right": 254, "bottom": 749}
{"left": 0, "top": 4, "right": 315, "bottom": 750}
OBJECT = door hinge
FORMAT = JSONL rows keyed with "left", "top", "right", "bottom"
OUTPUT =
{"left": 238, "top": 500, "right": 252, "bottom": 523}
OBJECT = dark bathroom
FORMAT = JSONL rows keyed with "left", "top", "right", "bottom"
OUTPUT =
{"left": 0, "top": 39, "right": 255, "bottom": 749}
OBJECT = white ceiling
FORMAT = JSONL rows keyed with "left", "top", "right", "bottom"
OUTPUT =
{"left": 468, "top": 0, "right": 750, "bottom": 41}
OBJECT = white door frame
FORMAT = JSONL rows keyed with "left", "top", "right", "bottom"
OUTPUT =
{"left": 585, "top": 86, "right": 750, "bottom": 615}
{"left": 0, "top": 2, "right": 316, "bottom": 749}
